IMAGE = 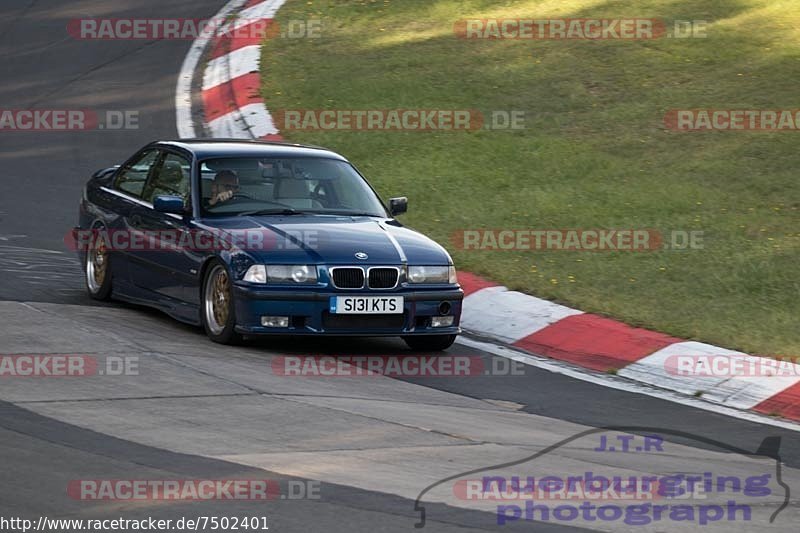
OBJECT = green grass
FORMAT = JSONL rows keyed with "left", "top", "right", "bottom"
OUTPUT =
{"left": 262, "top": 0, "right": 800, "bottom": 356}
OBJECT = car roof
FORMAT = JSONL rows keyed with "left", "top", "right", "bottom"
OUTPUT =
{"left": 155, "top": 139, "right": 349, "bottom": 161}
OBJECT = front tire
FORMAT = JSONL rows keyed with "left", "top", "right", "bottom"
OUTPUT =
{"left": 403, "top": 334, "right": 457, "bottom": 352}
{"left": 201, "top": 261, "right": 243, "bottom": 345}
{"left": 85, "top": 229, "right": 112, "bottom": 301}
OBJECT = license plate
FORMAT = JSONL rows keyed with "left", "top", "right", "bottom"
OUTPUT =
{"left": 330, "top": 296, "right": 404, "bottom": 314}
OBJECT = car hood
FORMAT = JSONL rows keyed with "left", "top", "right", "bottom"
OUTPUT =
{"left": 194, "top": 215, "right": 453, "bottom": 265}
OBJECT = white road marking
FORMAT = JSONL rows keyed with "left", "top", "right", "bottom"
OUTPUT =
{"left": 461, "top": 286, "right": 582, "bottom": 343}
{"left": 619, "top": 341, "right": 800, "bottom": 410}
{"left": 0, "top": 246, "right": 82, "bottom": 285}
{"left": 238, "top": 0, "right": 284, "bottom": 21}
{"left": 175, "top": 0, "right": 250, "bottom": 138}
{"left": 202, "top": 45, "right": 262, "bottom": 90}
{"left": 207, "top": 102, "right": 278, "bottom": 138}
{"left": 456, "top": 336, "right": 800, "bottom": 432}
{"left": 176, "top": 0, "right": 287, "bottom": 139}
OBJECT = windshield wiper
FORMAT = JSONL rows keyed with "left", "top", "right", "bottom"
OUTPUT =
{"left": 239, "top": 208, "right": 307, "bottom": 216}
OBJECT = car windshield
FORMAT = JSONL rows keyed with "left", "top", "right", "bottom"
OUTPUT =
{"left": 199, "top": 156, "right": 388, "bottom": 217}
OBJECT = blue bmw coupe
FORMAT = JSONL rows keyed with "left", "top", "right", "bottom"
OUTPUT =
{"left": 76, "top": 140, "right": 463, "bottom": 349}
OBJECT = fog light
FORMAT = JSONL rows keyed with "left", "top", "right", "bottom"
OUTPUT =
{"left": 431, "top": 316, "right": 454, "bottom": 328}
{"left": 261, "top": 316, "right": 289, "bottom": 328}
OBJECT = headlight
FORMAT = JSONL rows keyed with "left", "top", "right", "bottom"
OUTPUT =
{"left": 243, "top": 265, "right": 267, "bottom": 283}
{"left": 267, "top": 264, "right": 318, "bottom": 284}
{"left": 243, "top": 265, "right": 318, "bottom": 284}
{"left": 407, "top": 265, "right": 458, "bottom": 284}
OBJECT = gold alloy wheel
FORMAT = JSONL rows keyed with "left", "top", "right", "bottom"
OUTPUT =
{"left": 204, "top": 265, "right": 231, "bottom": 335}
{"left": 86, "top": 234, "right": 108, "bottom": 293}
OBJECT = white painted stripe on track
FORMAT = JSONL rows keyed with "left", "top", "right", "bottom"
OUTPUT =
{"left": 202, "top": 45, "right": 262, "bottom": 90}
{"left": 618, "top": 341, "right": 800, "bottom": 409}
{"left": 212, "top": 0, "right": 285, "bottom": 37}
{"left": 237, "top": 0, "right": 285, "bottom": 22}
{"left": 206, "top": 102, "right": 279, "bottom": 138}
{"left": 710, "top": 368, "right": 800, "bottom": 410}
{"left": 461, "top": 286, "right": 583, "bottom": 344}
{"left": 176, "top": 0, "right": 250, "bottom": 138}
{"left": 618, "top": 342, "right": 745, "bottom": 396}
{"left": 456, "top": 336, "right": 800, "bottom": 432}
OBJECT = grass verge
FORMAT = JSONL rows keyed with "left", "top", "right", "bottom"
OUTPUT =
{"left": 262, "top": 0, "right": 800, "bottom": 355}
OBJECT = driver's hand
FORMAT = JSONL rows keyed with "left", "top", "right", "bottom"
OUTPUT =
{"left": 210, "top": 190, "right": 234, "bottom": 205}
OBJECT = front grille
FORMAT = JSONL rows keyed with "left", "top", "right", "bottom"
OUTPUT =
{"left": 323, "top": 312, "right": 405, "bottom": 330}
{"left": 331, "top": 267, "right": 364, "bottom": 289}
{"left": 368, "top": 268, "right": 399, "bottom": 289}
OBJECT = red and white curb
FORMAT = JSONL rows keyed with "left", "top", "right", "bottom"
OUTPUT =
{"left": 175, "top": 0, "right": 800, "bottom": 426}
{"left": 176, "top": 0, "right": 286, "bottom": 140}
{"left": 459, "top": 273, "right": 800, "bottom": 422}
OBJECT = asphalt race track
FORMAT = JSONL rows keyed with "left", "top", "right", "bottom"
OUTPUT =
{"left": 1, "top": 1, "right": 799, "bottom": 532}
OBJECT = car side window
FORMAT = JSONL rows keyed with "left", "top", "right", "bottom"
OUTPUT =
{"left": 142, "top": 153, "right": 192, "bottom": 206}
{"left": 114, "top": 150, "right": 159, "bottom": 198}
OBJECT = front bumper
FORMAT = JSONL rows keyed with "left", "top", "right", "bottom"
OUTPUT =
{"left": 232, "top": 285, "right": 463, "bottom": 336}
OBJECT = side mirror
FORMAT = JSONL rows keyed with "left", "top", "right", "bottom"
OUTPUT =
{"left": 389, "top": 197, "right": 408, "bottom": 216}
{"left": 92, "top": 165, "right": 120, "bottom": 179}
{"left": 153, "top": 195, "right": 187, "bottom": 215}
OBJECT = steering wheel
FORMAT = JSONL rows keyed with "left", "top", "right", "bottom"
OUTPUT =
{"left": 231, "top": 192, "right": 254, "bottom": 200}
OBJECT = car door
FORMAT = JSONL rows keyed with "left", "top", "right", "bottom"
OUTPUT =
{"left": 127, "top": 150, "right": 198, "bottom": 304}
{"left": 105, "top": 148, "right": 162, "bottom": 289}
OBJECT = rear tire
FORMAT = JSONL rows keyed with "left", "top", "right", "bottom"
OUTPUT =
{"left": 201, "top": 261, "right": 244, "bottom": 345}
{"left": 403, "top": 334, "right": 457, "bottom": 352}
{"left": 85, "top": 229, "right": 112, "bottom": 301}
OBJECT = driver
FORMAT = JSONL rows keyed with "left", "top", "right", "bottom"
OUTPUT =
{"left": 208, "top": 170, "right": 239, "bottom": 206}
